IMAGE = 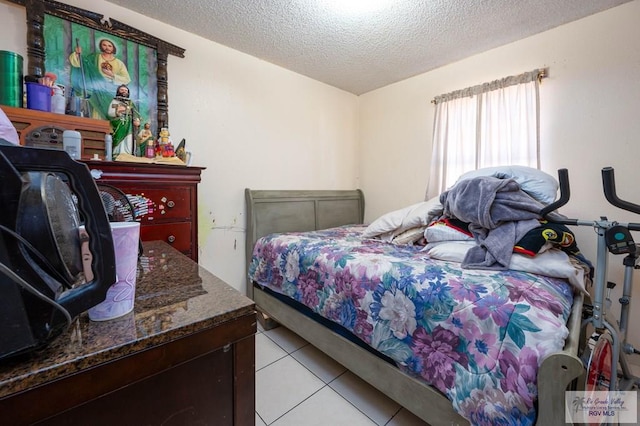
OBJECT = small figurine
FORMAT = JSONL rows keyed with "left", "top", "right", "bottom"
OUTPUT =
{"left": 138, "top": 122, "right": 155, "bottom": 158}
{"left": 175, "top": 138, "right": 187, "bottom": 162}
{"left": 157, "top": 127, "right": 175, "bottom": 158}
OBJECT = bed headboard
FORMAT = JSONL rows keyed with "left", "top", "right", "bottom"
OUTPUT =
{"left": 245, "top": 189, "right": 365, "bottom": 299}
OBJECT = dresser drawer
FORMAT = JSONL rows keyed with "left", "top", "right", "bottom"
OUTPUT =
{"left": 140, "top": 222, "right": 192, "bottom": 254}
{"left": 120, "top": 187, "right": 192, "bottom": 222}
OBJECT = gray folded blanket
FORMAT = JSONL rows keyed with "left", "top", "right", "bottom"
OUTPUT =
{"left": 439, "top": 176, "right": 553, "bottom": 270}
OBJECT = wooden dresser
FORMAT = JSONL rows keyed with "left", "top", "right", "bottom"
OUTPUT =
{"left": 4, "top": 106, "right": 204, "bottom": 262}
{"left": 0, "top": 241, "right": 256, "bottom": 426}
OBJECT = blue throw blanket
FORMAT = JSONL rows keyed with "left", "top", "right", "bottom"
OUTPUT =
{"left": 439, "top": 176, "right": 552, "bottom": 270}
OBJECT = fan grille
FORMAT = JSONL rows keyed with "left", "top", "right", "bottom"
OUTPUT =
{"left": 97, "top": 184, "right": 136, "bottom": 222}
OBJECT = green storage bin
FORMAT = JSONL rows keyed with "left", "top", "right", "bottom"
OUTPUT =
{"left": 0, "top": 50, "right": 24, "bottom": 108}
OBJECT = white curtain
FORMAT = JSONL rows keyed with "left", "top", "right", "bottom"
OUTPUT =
{"left": 426, "top": 69, "right": 542, "bottom": 199}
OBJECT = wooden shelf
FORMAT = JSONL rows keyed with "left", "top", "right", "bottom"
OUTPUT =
{"left": 3, "top": 105, "right": 111, "bottom": 160}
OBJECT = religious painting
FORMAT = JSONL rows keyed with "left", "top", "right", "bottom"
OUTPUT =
{"left": 10, "top": 0, "right": 185, "bottom": 153}
{"left": 43, "top": 14, "right": 158, "bottom": 134}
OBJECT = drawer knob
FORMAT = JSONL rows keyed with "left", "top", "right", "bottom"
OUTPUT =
{"left": 167, "top": 235, "right": 176, "bottom": 243}
{"left": 167, "top": 200, "right": 175, "bottom": 208}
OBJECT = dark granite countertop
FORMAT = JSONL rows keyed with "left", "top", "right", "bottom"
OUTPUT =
{"left": 0, "top": 241, "right": 255, "bottom": 399}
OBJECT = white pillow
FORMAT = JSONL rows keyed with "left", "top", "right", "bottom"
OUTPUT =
{"left": 423, "top": 241, "right": 587, "bottom": 293}
{"left": 425, "top": 220, "right": 474, "bottom": 243}
{"left": 392, "top": 226, "right": 427, "bottom": 245}
{"left": 455, "top": 166, "right": 558, "bottom": 205}
{"left": 362, "top": 197, "right": 443, "bottom": 239}
{"left": 423, "top": 240, "right": 475, "bottom": 261}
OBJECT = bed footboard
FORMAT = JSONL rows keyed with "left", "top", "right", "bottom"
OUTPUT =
{"left": 536, "top": 292, "right": 585, "bottom": 426}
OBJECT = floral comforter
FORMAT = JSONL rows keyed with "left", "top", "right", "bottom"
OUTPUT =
{"left": 248, "top": 226, "right": 575, "bottom": 426}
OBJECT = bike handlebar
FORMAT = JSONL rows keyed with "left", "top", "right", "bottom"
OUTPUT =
{"left": 540, "top": 168, "right": 570, "bottom": 217}
{"left": 541, "top": 167, "right": 640, "bottom": 230}
{"left": 601, "top": 167, "right": 640, "bottom": 216}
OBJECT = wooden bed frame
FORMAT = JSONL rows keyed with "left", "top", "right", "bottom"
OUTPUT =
{"left": 245, "top": 188, "right": 586, "bottom": 426}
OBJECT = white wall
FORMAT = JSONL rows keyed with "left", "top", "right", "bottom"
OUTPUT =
{"left": 359, "top": 0, "right": 640, "bottom": 356}
{"left": 0, "top": 0, "right": 360, "bottom": 295}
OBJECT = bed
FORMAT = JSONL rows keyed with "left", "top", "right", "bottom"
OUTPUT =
{"left": 245, "top": 180, "right": 586, "bottom": 426}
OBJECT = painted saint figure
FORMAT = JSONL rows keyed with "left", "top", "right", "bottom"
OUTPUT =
{"left": 69, "top": 38, "right": 131, "bottom": 120}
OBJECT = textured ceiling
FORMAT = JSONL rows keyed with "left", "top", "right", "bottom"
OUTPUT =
{"left": 106, "top": 0, "right": 632, "bottom": 95}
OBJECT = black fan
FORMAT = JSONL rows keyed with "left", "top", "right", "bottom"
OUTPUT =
{"left": 97, "top": 184, "right": 136, "bottom": 222}
{"left": 96, "top": 183, "right": 143, "bottom": 256}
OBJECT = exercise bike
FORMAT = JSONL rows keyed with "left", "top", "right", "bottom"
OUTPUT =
{"left": 541, "top": 167, "right": 640, "bottom": 399}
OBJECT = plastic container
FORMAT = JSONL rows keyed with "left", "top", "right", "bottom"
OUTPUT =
{"left": 51, "top": 85, "right": 65, "bottom": 114}
{"left": 105, "top": 134, "right": 113, "bottom": 161}
{"left": 0, "top": 51, "right": 23, "bottom": 107}
{"left": 26, "top": 82, "right": 51, "bottom": 112}
{"left": 62, "top": 130, "right": 82, "bottom": 160}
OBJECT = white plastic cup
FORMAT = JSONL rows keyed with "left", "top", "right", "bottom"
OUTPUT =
{"left": 88, "top": 222, "right": 141, "bottom": 321}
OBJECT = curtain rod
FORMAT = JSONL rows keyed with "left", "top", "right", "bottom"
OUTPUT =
{"left": 431, "top": 68, "right": 548, "bottom": 105}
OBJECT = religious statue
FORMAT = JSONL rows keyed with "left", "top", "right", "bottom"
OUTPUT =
{"left": 107, "top": 84, "right": 141, "bottom": 158}
{"left": 137, "top": 122, "right": 154, "bottom": 157}
{"left": 157, "top": 127, "right": 175, "bottom": 158}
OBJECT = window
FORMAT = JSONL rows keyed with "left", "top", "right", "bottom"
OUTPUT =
{"left": 426, "top": 69, "right": 544, "bottom": 199}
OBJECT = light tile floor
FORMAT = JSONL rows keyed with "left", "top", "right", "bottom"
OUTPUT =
{"left": 256, "top": 322, "right": 640, "bottom": 425}
{"left": 255, "top": 322, "right": 430, "bottom": 426}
